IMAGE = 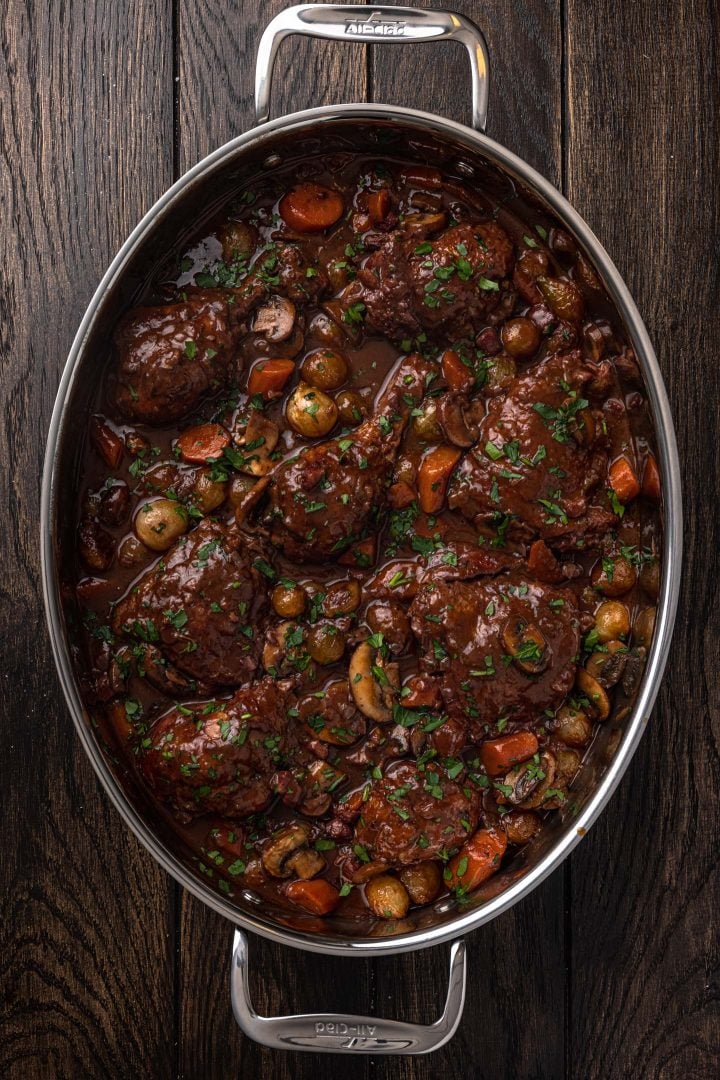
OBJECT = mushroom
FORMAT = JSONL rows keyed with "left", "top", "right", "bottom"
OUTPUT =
{"left": 502, "top": 754, "right": 555, "bottom": 806}
{"left": 585, "top": 642, "right": 628, "bottom": 688}
{"left": 234, "top": 412, "right": 280, "bottom": 477}
{"left": 436, "top": 393, "right": 484, "bottom": 448}
{"left": 516, "top": 751, "right": 558, "bottom": 809}
{"left": 351, "top": 859, "right": 390, "bottom": 885}
{"left": 502, "top": 618, "right": 549, "bottom": 675}
{"left": 348, "top": 641, "right": 400, "bottom": 722}
{"left": 403, "top": 211, "right": 447, "bottom": 236}
{"left": 299, "top": 758, "right": 346, "bottom": 818}
{"left": 252, "top": 295, "right": 296, "bottom": 342}
{"left": 365, "top": 875, "right": 410, "bottom": 919}
{"left": 261, "top": 822, "right": 311, "bottom": 879}
{"left": 576, "top": 668, "right": 611, "bottom": 720}
{"left": 262, "top": 621, "right": 303, "bottom": 675}
{"left": 398, "top": 862, "right": 442, "bottom": 905}
{"left": 621, "top": 646, "right": 647, "bottom": 698}
{"left": 285, "top": 848, "right": 326, "bottom": 880}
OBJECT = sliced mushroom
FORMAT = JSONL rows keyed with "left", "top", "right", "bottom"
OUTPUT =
{"left": 285, "top": 848, "right": 326, "bottom": 880}
{"left": 436, "top": 392, "right": 482, "bottom": 448}
{"left": 262, "top": 621, "right": 303, "bottom": 675}
{"left": 234, "top": 413, "right": 280, "bottom": 477}
{"left": 349, "top": 641, "right": 400, "bottom": 722}
{"left": 502, "top": 618, "right": 549, "bottom": 675}
{"left": 502, "top": 753, "right": 555, "bottom": 806}
{"left": 585, "top": 641, "right": 628, "bottom": 688}
{"left": 252, "top": 295, "right": 296, "bottom": 342}
{"left": 576, "top": 668, "right": 611, "bottom": 720}
{"left": 351, "top": 859, "right": 390, "bottom": 885}
{"left": 232, "top": 475, "right": 270, "bottom": 524}
{"left": 621, "top": 646, "right": 647, "bottom": 698}
{"left": 261, "top": 822, "right": 311, "bottom": 879}
{"left": 517, "top": 751, "right": 558, "bottom": 809}
{"left": 403, "top": 211, "right": 447, "bottom": 237}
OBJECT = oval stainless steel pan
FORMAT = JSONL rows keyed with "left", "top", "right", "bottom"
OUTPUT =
{"left": 41, "top": 4, "right": 682, "bottom": 1055}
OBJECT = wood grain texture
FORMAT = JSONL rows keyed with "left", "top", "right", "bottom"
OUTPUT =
{"left": 565, "top": 2, "right": 720, "bottom": 1077}
{"left": 174, "top": 4, "right": 372, "bottom": 1078}
{"left": 0, "top": 2, "right": 177, "bottom": 1077}
{"left": 1, "top": 0, "right": 719, "bottom": 1077}
{"left": 370, "top": 5, "right": 566, "bottom": 1077}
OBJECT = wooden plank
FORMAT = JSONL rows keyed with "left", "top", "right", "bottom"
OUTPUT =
{"left": 369, "top": 4, "right": 566, "bottom": 1077}
{"left": 0, "top": 2, "right": 176, "bottom": 1078}
{"left": 565, "top": 2, "right": 720, "bottom": 1077}
{"left": 174, "top": 5, "right": 373, "bottom": 1078}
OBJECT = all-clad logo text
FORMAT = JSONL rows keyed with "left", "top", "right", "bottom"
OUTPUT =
{"left": 315, "top": 1021, "right": 378, "bottom": 1037}
{"left": 345, "top": 11, "right": 407, "bottom": 36}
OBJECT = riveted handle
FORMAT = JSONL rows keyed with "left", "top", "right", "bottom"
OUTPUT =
{"left": 230, "top": 929, "right": 467, "bottom": 1054}
{"left": 255, "top": 4, "right": 490, "bottom": 131}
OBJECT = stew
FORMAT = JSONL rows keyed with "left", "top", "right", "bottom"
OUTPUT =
{"left": 72, "top": 154, "right": 661, "bottom": 926}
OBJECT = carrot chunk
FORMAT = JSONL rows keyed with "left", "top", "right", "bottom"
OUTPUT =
{"left": 367, "top": 188, "right": 390, "bottom": 224}
{"left": 609, "top": 456, "right": 641, "bottom": 504}
{"left": 641, "top": 452, "right": 661, "bottom": 501}
{"left": 446, "top": 828, "right": 508, "bottom": 894}
{"left": 90, "top": 417, "right": 124, "bottom": 469}
{"left": 247, "top": 358, "right": 295, "bottom": 399}
{"left": 418, "top": 445, "right": 462, "bottom": 514}
{"left": 176, "top": 423, "right": 230, "bottom": 463}
{"left": 279, "top": 183, "right": 344, "bottom": 233}
{"left": 480, "top": 731, "right": 539, "bottom": 777}
{"left": 441, "top": 349, "right": 474, "bottom": 392}
{"left": 527, "top": 539, "right": 564, "bottom": 584}
{"left": 284, "top": 878, "right": 340, "bottom": 916}
{"left": 387, "top": 480, "right": 417, "bottom": 509}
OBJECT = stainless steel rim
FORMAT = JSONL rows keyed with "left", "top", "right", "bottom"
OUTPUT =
{"left": 41, "top": 102, "right": 683, "bottom": 957}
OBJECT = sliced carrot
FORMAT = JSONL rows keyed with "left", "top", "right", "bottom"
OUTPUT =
{"left": 441, "top": 349, "right": 474, "bottom": 393}
{"left": 401, "top": 674, "right": 441, "bottom": 709}
{"left": 367, "top": 188, "right": 390, "bottom": 224}
{"left": 527, "top": 539, "right": 564, "bottom": 584}
{"left": 279, "top": 183, "right": 344, "bottom": 233}
{"left": 284, "top": 878, "right": 340, "bottom": 916}
{"left": 338, "top": 536, "right": 376, "bottom": 568}
{"left": 417, "top": 445, "right": 462, "bottom": 514}
{"left": 480, "top": 731, "right": 539, "bottom": 777}
{"left": 609, "top": 456, "right": 641, "bottom": 504}
{"left": 247, "top": 358, "right": 295, "bottom": 399}
{"left": 90, "top": 416, "right": 124, "bottom": 469}
{"left": 176, "top": 423, "right": 230, "bottom": 463}
{"left": 642, "top": 453, "right": 661, "bottom": 502}
{"left": 446, "top": 828, "right": 507, "bottom": 894}
{"left": 387, "top": 480, "right": 417, "bottom": 509}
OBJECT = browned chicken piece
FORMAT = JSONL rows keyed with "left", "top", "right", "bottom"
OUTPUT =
{"left": 409, "top": 571, "right": 581, "bottom": 726}
{"left": 448, "top": 350, "right": 615, "bottom": 545}
{"left": 113, "top": 291, "right": 241, "bottom": 424}
{"left": 261, "top": 353, "right": 433, "bottom": 561}
{"left": 344, "top": 221, "right": 515, "bottom": 342}
{"left": 112, "top": 520, "right": 269, "bottom": 690}
{"left": 114, "top": 244, "right": 327, "bottom": 425}
{"left": 141, "top": 678, "right": 297, "bottom": 820}
{"left": 353, "top": 760, "right": 481, "bottom": 864}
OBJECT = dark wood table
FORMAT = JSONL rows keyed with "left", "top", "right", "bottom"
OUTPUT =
{"left": 2, "top": 2, "right": 718, "bottom": 1076}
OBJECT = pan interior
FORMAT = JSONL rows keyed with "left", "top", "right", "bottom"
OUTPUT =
{"left": 45, "top": 111, "right": 674, "bottom": 954}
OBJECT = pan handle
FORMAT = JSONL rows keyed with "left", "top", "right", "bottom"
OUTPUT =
{"left": 230, "top": 928, "right": 467, "bottom": 1054}
{"left": 255, "top": 4, "right": 489, "bottom": 131}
